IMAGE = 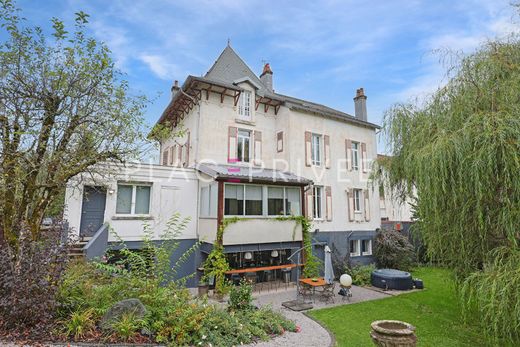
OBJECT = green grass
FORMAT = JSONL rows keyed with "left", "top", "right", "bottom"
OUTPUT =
{"left": 308, "top": 268, "right": 483, "bottom": 347}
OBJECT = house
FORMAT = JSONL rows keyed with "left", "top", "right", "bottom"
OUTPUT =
{"left": 64, "top": 44, "right": 381, "bottom": 286}
{"left": 377, "top": 154, "right": 415, "bottom": 233}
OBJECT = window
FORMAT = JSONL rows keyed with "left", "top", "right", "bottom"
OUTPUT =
{"left": 238, "top": 90, "right": 252, "bottom": 118}
{"left": 350, "top": 239, "right": 360, "bottom": 257}
{"left": 362, "top": 239, "right": 372, "bottom": 256}
{"left": 116, "top": 184, "right": 151, "bottom": 215}
{"left": 245, "top": 185, "right": 263, "bottom": 215}
{"left": 354, "top": 189, "right": 362, "bottom": 212}
{"left": 285, "top": 187, "right": 301, "bottom": 216}
{"left": 225, "top": 184, "right": 301, "bottom": 217}
{"left": 237, "top": 129, "right": 251, "bottom": 163}
{"left": 352, "top": 142, "right": 359, "bottom": 170}
{"left": 268, "top": 187, "right": 284, "bottom": 215}
{"left": 224, "top": 184, "right": 244, "bottom": 215}
{"left": 313, "top": 186, "right": 323, "bottom": 219}
{"left": 311, "top": 134, "right": 322, "bottom": 166}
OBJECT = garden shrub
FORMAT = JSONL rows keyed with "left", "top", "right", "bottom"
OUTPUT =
{"left": 346, "top": 264, "right": 375, "bottom": 286}
{"left": 373, "top": 229, "right": 415, "bottom": 271}
{"left": 61, "top": 308, "right": 96, "bottom": 340}
{"left": 56, "top": 214, "right": 297, "bottom": 345}
{"left": 0, "top": 223, "right": 71, "bottom": 333}
{"left": 228, "top": 279, "right": 254, "bottom": 311}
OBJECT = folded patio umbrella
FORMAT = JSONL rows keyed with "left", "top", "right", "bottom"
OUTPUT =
{"left": 324, "top": 245, "right": 335, "bottom": 284}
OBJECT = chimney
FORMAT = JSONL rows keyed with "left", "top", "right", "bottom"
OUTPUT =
{"left": 171, "top": 80, "right": 180, "bottom": 99}
{"left": 354, "top": 88, "right": 367, "bottom": 121}
{"left": 260, "top": 63, "right": 273, "bottom": 92}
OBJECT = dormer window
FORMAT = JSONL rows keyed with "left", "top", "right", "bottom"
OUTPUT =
{"left": 238, "top": 90, "right": 252, "bottom": 118}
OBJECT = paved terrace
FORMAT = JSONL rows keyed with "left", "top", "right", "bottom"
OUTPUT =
{"left": 241, "top": 282, "right": 391, "bottom": 347}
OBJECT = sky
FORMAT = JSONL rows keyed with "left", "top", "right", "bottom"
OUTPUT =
{"left": 15, "top": 0, "right": 520, "bottom": 155}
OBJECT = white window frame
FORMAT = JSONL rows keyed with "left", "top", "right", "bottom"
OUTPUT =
{"left": 350, "top": 239, "right": 360, "bottom": 257}
{"left": 313, "top": 186, "right": 323, "bottom": 220}
{"left": 224, "top": 183, "right": 302, "bottom": 217}
{"left": 352, "top": 142, "right": 360, "bottom": 170}
{"left": 311, "top": 133, "right": 322, "bottom": 166}
{"left": 353, "top": 189, "right": 362, "bottom": 212}
{"left": 361, "top": 239, "right": 372, "bottom": 256}
{"left": 238, "top": 90, "right": 252, "bottom": 119}
{"left": 237, "top": 129, "right": 251, "bottom": 163}
{"left": 115, "top": 183, "right": 152, "bottom": 216}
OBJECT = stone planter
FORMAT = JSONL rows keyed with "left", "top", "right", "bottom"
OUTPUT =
{"left": 370, "top": 320, "right": 416, "bottom": 347}
{"left": 198, "top": 283, "right": 209, "bottom": 296}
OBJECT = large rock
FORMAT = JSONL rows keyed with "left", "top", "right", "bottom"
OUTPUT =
{"left": 100, "top": 298, "right": 147, "bottom": 331}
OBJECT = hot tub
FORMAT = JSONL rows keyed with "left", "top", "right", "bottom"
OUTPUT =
{"left": 371, "top": 269, "right": 413, "bottom": 290}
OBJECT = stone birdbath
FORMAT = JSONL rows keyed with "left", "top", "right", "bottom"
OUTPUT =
{"left": 370, "top": 320, "right": 417, "bottom": 347}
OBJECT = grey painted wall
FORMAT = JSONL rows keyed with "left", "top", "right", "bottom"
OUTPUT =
{"left": 311, "top": 230, "right": 377, "bottom": 275}
{"left": 109, "top": 239, "right": 201, "bottom": 288}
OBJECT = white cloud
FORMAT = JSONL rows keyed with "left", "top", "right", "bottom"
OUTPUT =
{"left": 139, "top": 54, "right": 181, "bottom": 80}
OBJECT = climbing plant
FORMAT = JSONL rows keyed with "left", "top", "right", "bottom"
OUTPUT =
{"left": 203, "top": 215, "right": 320, "bottom": 294}
{"left": 275, "top": 216, "right": 319, "bottom": 278}
{"left": 202, "top": 217, "right": 241, "bottom": 295}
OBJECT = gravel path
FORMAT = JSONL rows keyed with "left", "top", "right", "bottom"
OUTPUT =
{"left": 243, "top": 283, "right": 389, "bottom": 347}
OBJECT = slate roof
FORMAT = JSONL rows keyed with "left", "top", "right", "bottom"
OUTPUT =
{"left": 203, "top": 45, "right": 380, "bottom": 129}
{"left": 155, "top": 45, "right": 380, "bottom": 129}
{"left": 197, "top": 163, "right": 312, "bottom": 185}
{"left": 206, "top": 45, "right": 269, "bottom": 94}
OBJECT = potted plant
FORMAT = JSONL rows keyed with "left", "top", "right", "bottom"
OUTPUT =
{"left": 197, "top": 279, "right": 209, "bottom": 296}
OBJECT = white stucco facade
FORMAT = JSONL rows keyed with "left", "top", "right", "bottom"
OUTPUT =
{"left": 64, "top": 163, "right": 199, "bottom": 242}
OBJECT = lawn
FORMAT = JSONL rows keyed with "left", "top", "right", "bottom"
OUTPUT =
{"left": 308, "top": 268, "right": 483, "bottom": 346}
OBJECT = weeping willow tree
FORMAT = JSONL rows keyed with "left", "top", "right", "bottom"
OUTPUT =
{"left": 378, "top": 37, "right": 520, "bottom": 343}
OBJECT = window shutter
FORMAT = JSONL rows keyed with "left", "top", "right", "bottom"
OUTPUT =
{"left": 305, "top": 188, "right": 314, "bottom": 219}
{"left": 345, "top": 139, "right": 352, "bottom": 171}
{"left": 162, "top": 147, "right": 169, "bottom": 166}
{"left": 326, "top": 186, "right": 332, "bottom": 221}
{"left": 347, "top": 189, "right": 354, "bottom": 222}
{"left": 305, "top": 131, "right": 312, "bottom": 167}
{"left": 361, "top": 142, "right": 368, "bottom": 173}
{"left": 228, "top": 126, "right": 238, "bottom": 163}
{"left": 277, "top": 131, "right": 284, "bottom": 152}
{"left": 185, "top": 132, "right": 191, "bottom": 167}
{"left": 324, "top": 135, "right": 331, "bottom": 169}
{"left": 364, "top": 189, "right": 370, "bottom": 221}
{"left": 254, "top": 130, "right": 262, "bottom": 165}
{"left": 169, "top": 145, "right": 175, "bottom": 165}
{"left": 177, "top": 143, "right": 182, "bottom": 167}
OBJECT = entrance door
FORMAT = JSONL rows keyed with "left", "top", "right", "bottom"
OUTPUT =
{"left": 80, "top": 186, "right": 107, "bottom": 237}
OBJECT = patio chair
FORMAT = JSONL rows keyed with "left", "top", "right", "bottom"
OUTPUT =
{"left": 298, "top": 283, "right": 313, "bottom": 302}
{"left": 260, "top": 270, "right": 273, "bottom": 292}
{"left": 320, "top": 282, "right": 335, "bottom": 304}
{"left": 245, "top": 272, "right": 257, "bottom": 291}
{"left": 230, "top": 273, "right": 241, "bottom": 286}
{"left": 281, "top": 268, "right": 292, "bottom": 290}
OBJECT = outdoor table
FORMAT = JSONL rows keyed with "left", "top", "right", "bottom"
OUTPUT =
{"left": 299, "top": 277, "right": 327, "bottom": 301}
{"left": 225, "top": 263, "right": 301, "bottom": 275}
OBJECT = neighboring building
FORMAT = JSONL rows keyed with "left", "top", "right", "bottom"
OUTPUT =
{"left": 377, "top": 154, "right": 415, "bottom": 232}
{"left": 64, "top": 44, "right": 382, "bottom": 285}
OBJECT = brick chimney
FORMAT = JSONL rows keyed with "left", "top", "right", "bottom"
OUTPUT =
{"left": 354, "top": 88, "right": 367, "bottom": 121}
{"left": 260, "top": 63, "right": 273, "bottom": 92}
{"left": 171, "top": 80, "right": 180, "bottom": 99}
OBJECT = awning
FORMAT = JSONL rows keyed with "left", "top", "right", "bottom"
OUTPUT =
{"left": 197, "top": 163, "right": 312, "bottom": 185}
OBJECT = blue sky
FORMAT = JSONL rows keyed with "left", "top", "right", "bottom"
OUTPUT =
{"left": 17, "top": 0, "right": 520, "bottom": 154}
